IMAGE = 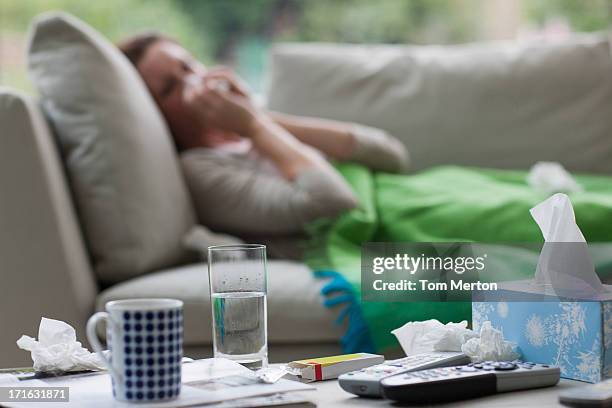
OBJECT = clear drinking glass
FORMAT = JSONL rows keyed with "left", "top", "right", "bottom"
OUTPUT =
{"left": 208, "top": 244, "right": 268, "bottom": 369}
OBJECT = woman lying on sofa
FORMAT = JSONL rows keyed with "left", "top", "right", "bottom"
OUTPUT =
{"left": 118, "top": 33, "right": 408, "bottom": 258}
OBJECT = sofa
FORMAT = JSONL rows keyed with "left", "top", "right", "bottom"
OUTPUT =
{"left": 2, "top": 12, "right": 612, "bottom": 367}
{"left": 0, "top": 87, "right": 348, "bottom": 367}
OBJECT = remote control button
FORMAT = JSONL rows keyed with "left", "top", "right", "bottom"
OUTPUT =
{"left": 460, "top": 366, "right": 478, "bottom": 372}
{"left": 473, "top": 363, "right": 483, "bottom": 369}
{"left": 494, "top": 363, "right": 517, "bottom": 371}
{"left": 482, "top": 365, "right": 495, "bottom": 371}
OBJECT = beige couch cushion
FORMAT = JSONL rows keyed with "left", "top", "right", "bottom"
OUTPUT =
{"left": 28, "top": 13, "right": 196, "bottom": 284}
{"left": 96, "top": 261, "right": 343, "bottom": 345}
{"left": 267, "top": 37, "right": 612, "bottom": 174}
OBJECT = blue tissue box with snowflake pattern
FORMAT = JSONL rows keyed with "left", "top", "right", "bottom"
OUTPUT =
{"left": 472, "top": 300, "right": 612, "bottom": 383}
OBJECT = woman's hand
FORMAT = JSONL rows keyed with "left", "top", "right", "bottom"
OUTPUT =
{"left": 183, "top": 78, "right": 263, "bottom": 137}
{"left": 204, "top": 67, "right": 251, "bottom": 98}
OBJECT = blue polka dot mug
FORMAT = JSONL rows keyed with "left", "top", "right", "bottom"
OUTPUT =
{"left": 86, "top": 298, "right": 184, "bottom": 402}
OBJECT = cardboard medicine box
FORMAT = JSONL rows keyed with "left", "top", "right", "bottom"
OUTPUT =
{"left": 288, "top": 353, "right": 384, "bottom": 381}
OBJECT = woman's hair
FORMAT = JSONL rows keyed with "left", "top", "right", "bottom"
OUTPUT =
{"left": 117, "top": 32, "right": 174, "bottom": 67}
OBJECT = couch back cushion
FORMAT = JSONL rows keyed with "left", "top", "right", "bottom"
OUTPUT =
{"left": 266, "top": 37, "right": 612, "bottom": 174}
{"left": 28, "top": 13, "right": 196, "bottom": 284}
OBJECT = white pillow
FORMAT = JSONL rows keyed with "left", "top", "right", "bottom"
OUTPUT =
{"left": 28, "top": 12, "right": 197, "bottom": 284}
{"left": 267, "top": 38, "right": 612, "bottom": 174}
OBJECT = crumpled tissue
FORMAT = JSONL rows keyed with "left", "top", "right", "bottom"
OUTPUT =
{"left": 392, "top": 319, "right": 519, "bottom": 361}
{"left": 391, "top": 320, "right": 478, "bottom": 355}
{"left": 527, "top": 162, "right": 582, "bottom": 194}
{"left": 461, "top": 322, "right": 520, "bottom": 362}
{"left": 17, "top": 317, "right": 106, "bottom": 373}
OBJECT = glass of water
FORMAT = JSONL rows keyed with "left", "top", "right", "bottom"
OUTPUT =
{"left": 208, "top": 244, "right": 268, "bottom": 369}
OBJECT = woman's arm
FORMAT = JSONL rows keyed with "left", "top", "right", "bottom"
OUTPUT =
{"left": 182, "top": 79, "right": 358, "bottom": 230}
{"left": 246, "top": 115, "right": 337, "bottom": 181}
{"left": 270, "top": 112, "right": 410, "bottom": 173}
{"left": 201, "top": 69, "right": 409, "bottom": 173}
{"left": 185, "top": 82, "right": 347, "bottom": 181}
{"left": 269, "top": 112, "right": 355, "bottom": 160}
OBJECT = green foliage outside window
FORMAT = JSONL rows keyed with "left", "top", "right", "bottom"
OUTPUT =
{"left": 1, "top": 0, "right": 611, "bottom": 92}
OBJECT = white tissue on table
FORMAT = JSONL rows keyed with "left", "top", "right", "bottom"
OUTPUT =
{"left": 391, "top": 319, "right": 478, "bottom": 355}
{"left": 461, "top": 322, "right": 520, "bottom": 362}
{"left": 527, "top": 162, "right": 582, "bottom": 194}
{"left": 530, "top": 193, "right": 606, "bottom": 296}
{"left": 255, "top": 365, "right": 296, "bottom": 384}
{"left": 16, "top": 317, "right": 106, "bottom": 373}
{"left": 392, "top": 319, "right": 518, "bottom": 362}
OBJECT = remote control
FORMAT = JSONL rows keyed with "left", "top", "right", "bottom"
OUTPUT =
{"left": 559, "top": 378, "right": 612, "bottom": 407}
{"left": 338, "top": 351, "right": 470, "bottom": 397}
{"left": 381, "top": 360, "right": 560, "bottom": 403}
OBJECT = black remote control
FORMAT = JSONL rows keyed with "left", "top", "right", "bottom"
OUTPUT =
{"left": 381, "top": 361, "right": 560, "bottom": 403}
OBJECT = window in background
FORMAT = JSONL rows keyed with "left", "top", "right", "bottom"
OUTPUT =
{"left": 1, "top": 0, "right": 611, "bottom": 94}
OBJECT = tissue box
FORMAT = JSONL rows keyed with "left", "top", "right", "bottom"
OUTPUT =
{"left": 473, "top": 282, "right": 612, "bottom": 383}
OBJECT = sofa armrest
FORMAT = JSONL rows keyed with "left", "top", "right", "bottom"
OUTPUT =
{"left": 0, "top": 88, "right": 98, "bottom": 366}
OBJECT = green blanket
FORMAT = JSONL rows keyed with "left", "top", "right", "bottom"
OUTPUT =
{"left": 304, "top": 165, "right": 612, "bottom": 352}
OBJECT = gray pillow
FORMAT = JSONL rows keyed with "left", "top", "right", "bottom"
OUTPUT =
{"left": 28, "top": 12, "right": 197, "bottom": 284}
{"left": 267, "top": 38, "right": 612, "bottom": 174}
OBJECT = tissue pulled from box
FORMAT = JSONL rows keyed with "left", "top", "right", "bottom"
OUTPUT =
{"left": 461, "top": 322, "right": 520, "bottom": 362}
{"left": 527, "top": 162, "right": 582, "bottom": 194}
{"left": 17, "top": 317, "right": 106, "bottom": 373}
{"left": 530, "top": 193, "right": 606, "bottom": 297}
{"left": 391, "top": 319, "right": 478, "bottom": 355}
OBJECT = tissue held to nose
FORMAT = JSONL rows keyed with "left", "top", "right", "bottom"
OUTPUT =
{"left": 392, "top": 319, "right": 519, "bottom": 362}
{"left": 16, "top": 317, "right": 106, "bottom": 373}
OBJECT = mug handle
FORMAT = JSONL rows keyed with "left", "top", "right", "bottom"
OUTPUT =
{"left": 86, "top": 312, "right": 120, "bottom": 381}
